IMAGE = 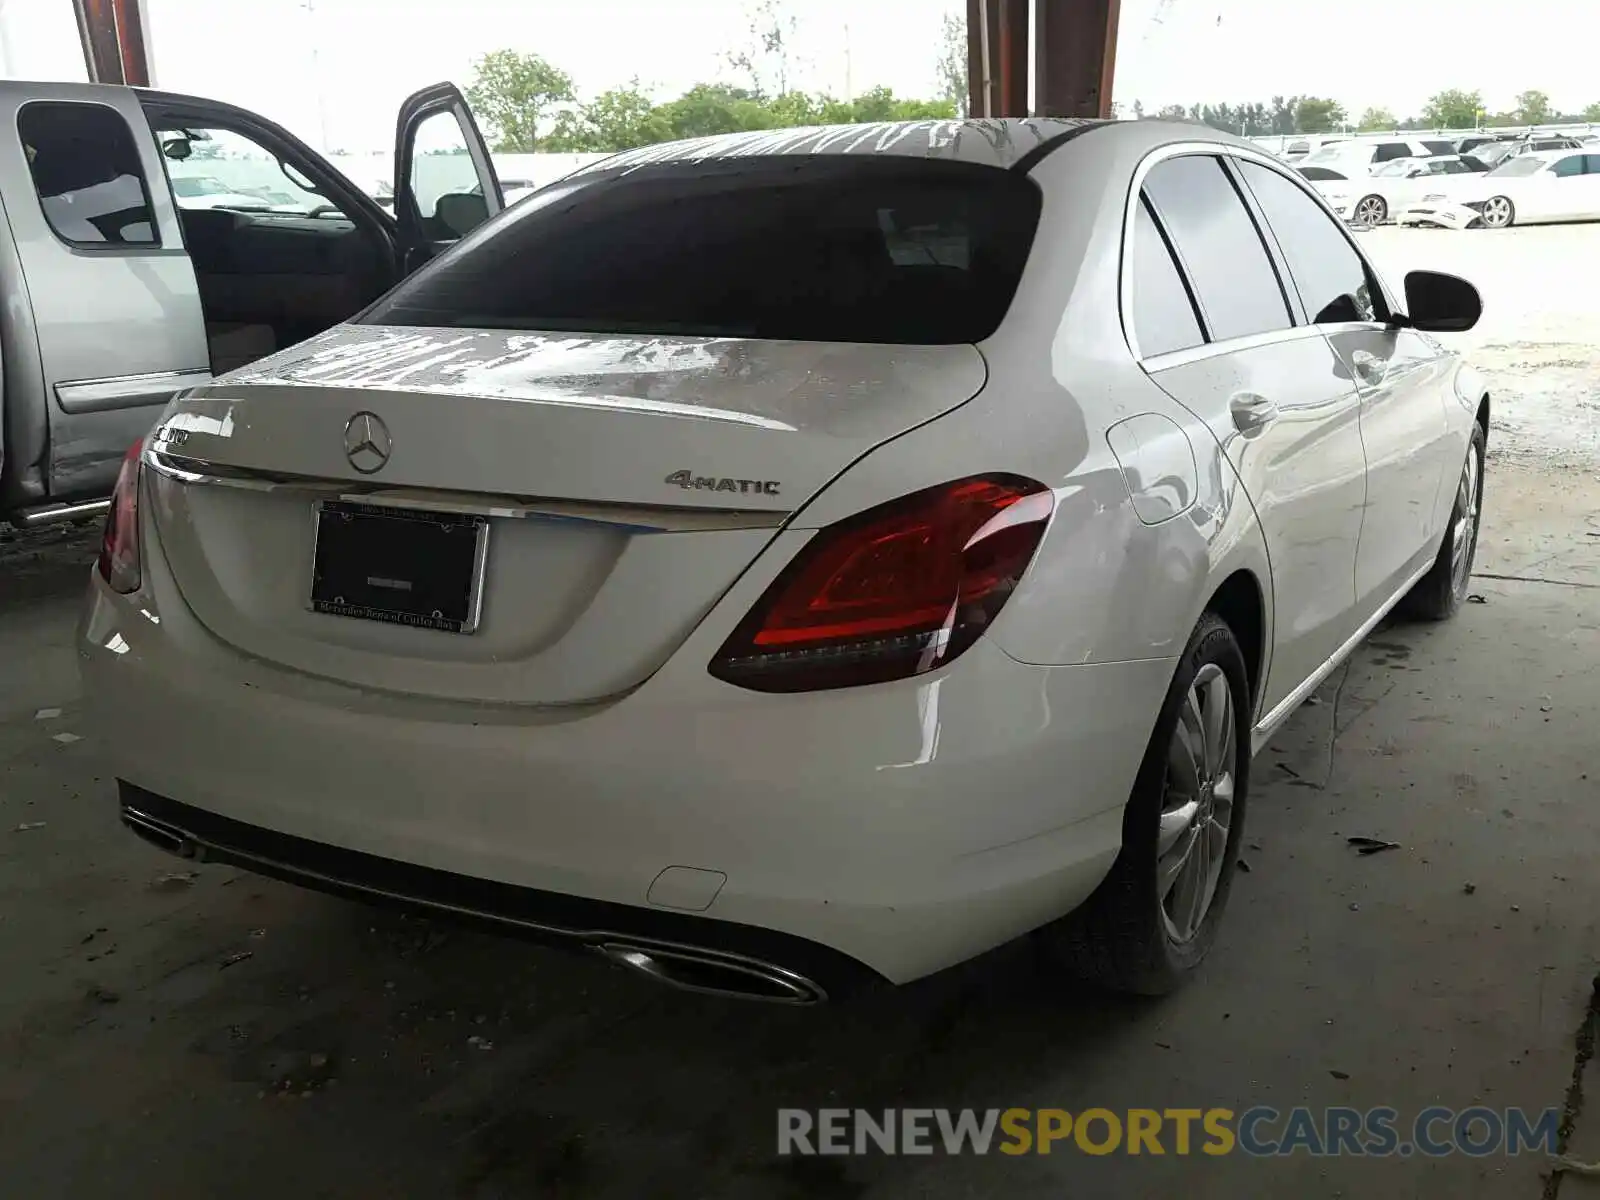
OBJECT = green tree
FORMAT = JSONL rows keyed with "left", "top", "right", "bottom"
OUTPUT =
{"left": 1155, "top": 104, "right": 1188, "bottom": 120}
{"left": 1357, "top": 106, "right": 1397, "bottom": 131}
{"left": 1421, "top": 88, "right": 1483, "bottom": 129}
{"left": 1586, "top": 101, "right": 1600, "bottom": 122}
{"left": 546, "top": 82, "right": 673, "bottom": 151}
{"left": 1131, "top": 99, "right": 1146, "bottom": 119}
{"left": 465, "top": 50, "right": 575, "bottom": 152}
{"left": 1294, "top": 97, "right": 1346, "bottom": 133}
{"left": 935, "top": 10, "right": 968, "bottom": 118}
{"left": 662, "top": 84, "right": 776, "bottom": 139}
{"left": 829, "top": 86, "right": 956, "bottom": 123}
{"left": 1514, "top": 89, "right": 1553, "bottom": 125}
{"left": 1268, "top": 95, "right": 1297, "bottom": 135}
{"left": 765, "top": 91, "right": 824, "bottom": 127}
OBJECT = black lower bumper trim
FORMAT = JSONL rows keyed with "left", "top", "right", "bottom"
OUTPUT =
{"left": 118, "top": 782, "right": 885, "bottom": 999}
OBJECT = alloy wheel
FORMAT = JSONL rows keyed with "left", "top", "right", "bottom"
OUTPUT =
{"left": 1156, "top": 663, "right": 1237, "bottom": 943}
{"left": 1450, "top": 446, "right": 1481, "bottom": 595}
{"left": 1482, "top": 196, "right": 1512, "bottom": 228}
{"left": 1353, "top": 196, "right": 1386, "bottom": 228}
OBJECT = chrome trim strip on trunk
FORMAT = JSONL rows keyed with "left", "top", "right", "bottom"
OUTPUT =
{"left": 142, "top": 448, "right": 789, "bottom": 533}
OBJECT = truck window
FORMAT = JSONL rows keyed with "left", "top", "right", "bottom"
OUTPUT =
{"left": 155, "top": 126, "right": 330, "bottom": 216}
{"left": 17, "top": 101, "right": 158, "bottom": 247}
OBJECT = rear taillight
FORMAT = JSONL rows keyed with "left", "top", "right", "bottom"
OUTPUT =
{"left": 710, "top": 475, "right": 1054, "bottom": 693}
{"left": 97, "top": 438, "right": 143, "bottom": 594}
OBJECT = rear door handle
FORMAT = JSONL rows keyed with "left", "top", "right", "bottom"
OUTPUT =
{"left": 1230, "top": 392, "right": 1279, "bottom": 434}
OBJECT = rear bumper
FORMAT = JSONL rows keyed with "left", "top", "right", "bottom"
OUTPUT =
{"left": 81, "top": 565, "right": 1173, "bottom": 987}
{"left": 119, "top": 782, "right": 875, "bottom": 1002}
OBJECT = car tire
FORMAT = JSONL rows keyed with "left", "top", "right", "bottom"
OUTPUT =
{"left": 1480, "top": 196, "right": 1515, "bottom": 228}
{"left": 1352, "top": 194, "right": 1388, "bottom": 228}
{"left": 1043, "top": 612, "right": 1252, "bottom": 995}
{"left": 1401, "top": 420, "right": 1486, "bottom": 621}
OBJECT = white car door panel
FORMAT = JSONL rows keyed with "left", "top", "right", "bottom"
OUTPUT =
{"left": 1233, "top": 157, "right": 1454, "bottom": 619}
{"left": 1323, "top": 327, "right": 1453, "bottom": 603}
{"left": 1147, "top": 336, "right": 1366, "bottom": 713}
{"left": 1134, "top": 152, "right": 1364, "bottom": 716}
{"left": 1517, "top": 169, "right": 1567, "bottom": 222}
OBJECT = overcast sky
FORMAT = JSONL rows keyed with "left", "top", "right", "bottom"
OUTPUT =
{"left": 0, "top": 0, "right": 1593, "bottom": 152}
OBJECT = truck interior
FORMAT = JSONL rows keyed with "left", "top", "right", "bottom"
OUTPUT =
{"left": 140, "top": 105, "right": 403, "bottom": 376}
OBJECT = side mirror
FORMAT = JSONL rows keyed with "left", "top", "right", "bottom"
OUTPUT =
{"left": 1399, "top": 270, "right": 1481, "bottom": 333}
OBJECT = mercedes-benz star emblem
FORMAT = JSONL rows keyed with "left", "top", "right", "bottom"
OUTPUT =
{"left": 343, "top": 411, "right": 392, "bottom": 475}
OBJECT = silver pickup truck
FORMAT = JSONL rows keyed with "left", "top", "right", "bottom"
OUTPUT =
{"left": 0, "top": 79, "right": 505, "bottom": 526}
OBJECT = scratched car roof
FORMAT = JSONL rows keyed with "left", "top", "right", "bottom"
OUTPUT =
{"left": 566, "top": 117, "right": 1109, "bottom": 176}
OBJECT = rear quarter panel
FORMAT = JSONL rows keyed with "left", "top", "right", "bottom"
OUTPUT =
{"left": 793, "top": 127, "right": 1274, "bottom": 679}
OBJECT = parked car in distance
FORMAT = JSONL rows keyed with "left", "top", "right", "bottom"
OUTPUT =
{"left": 1397, "top": 148, "right": 1600, "bottom": 228}
{"left": 1470, "top": 135, "right": 1584, "bottom": 168}
{"left": 1269, "top": 134, "right": 1348, "bottom": 162}
{"left": 82, "top": 118, "right": 1491, "bottom": 1005}
{"left": 1453, "top": 134, "right": 1512, "bottom": 157}
{"left": 1306, "top": 155, "right": 1485, "bottom": 227}
{"left": 0, "top": 80, "right": 504, "bottom": 527}
{"left": 169, "top": 173, "right": 287, "bottom": 210}
{"left": 1298, "top": 137, "right": 1450, "bottom": 175}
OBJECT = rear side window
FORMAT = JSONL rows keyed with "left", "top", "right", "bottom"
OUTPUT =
{"left": 1297, "top": 166, "right": 1348, "bottom": 181}
{"left": 1489, "top": 156, "right": 1546, "bottom": 178}
{"left": 1586, "top": 155, "right": 1600, "bottom": 174}
{"left": 17, "top": 101, "right": 158, "bottom": 247}
{"left": 1422, "top": 140, "right": 1455, "bottom": 155}
{"left": 1128, "top": 197, "right": 1204, "bottom": 357}
{"left": 364, "top": 157, "right": 1042, "bottom": 344}
{"left": 1236, "top": 161, "right": 1381, "bottom": 325}
{"left": 1141, "top": 155, "right": 1291, "bottom": 343}
{"left": 1373, "top": 143, "right": 1413, "bottom": 162}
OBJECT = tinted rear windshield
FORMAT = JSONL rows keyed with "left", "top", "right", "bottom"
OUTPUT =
{"left": 362, "top": 157, "right": 1043, "bottom": 345}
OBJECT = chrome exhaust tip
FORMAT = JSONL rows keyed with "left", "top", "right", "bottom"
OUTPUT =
{"left": 599, "top": 942, "right": 826, "bottom": 1005}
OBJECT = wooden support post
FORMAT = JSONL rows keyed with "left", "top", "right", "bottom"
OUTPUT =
{"left": 71, "top": 0, "right": 152, "bottom": 87}
{"left": 1034, "top": 0, "right": 1121, "bottom": 119}
{"left": 995, "top": 0, "right": 1031, "bottom": 117}
{"left": 966, "top": 0, "right": 996, "bottom": 118}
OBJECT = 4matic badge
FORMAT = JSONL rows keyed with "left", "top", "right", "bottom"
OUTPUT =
{"left": 665, "top": 471, "right": 781, "bottom": 496}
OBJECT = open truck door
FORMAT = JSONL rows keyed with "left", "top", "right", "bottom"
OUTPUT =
{"left": 393, "top": 83, "right": 502, "bottom": 273}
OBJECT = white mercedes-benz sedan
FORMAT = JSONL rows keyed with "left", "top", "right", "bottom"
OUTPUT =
{"left": 1397, "top": 147, "right": 1600, "bottom": 229}
{"left": 80, "top": 118, "right": 1490, "bottom": 1004}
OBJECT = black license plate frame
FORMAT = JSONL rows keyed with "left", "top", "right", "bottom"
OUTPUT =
{"left": 308, "top": 499, "right": 489, "bottom": 634}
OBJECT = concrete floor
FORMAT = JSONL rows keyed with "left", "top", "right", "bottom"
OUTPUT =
{"left": 3, "top": 228, "right": 1599, "bottom": 1198}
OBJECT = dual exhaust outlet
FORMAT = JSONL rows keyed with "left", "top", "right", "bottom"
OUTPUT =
{"left": 120, "top": 805, "right": 828, "bottom": 1005}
